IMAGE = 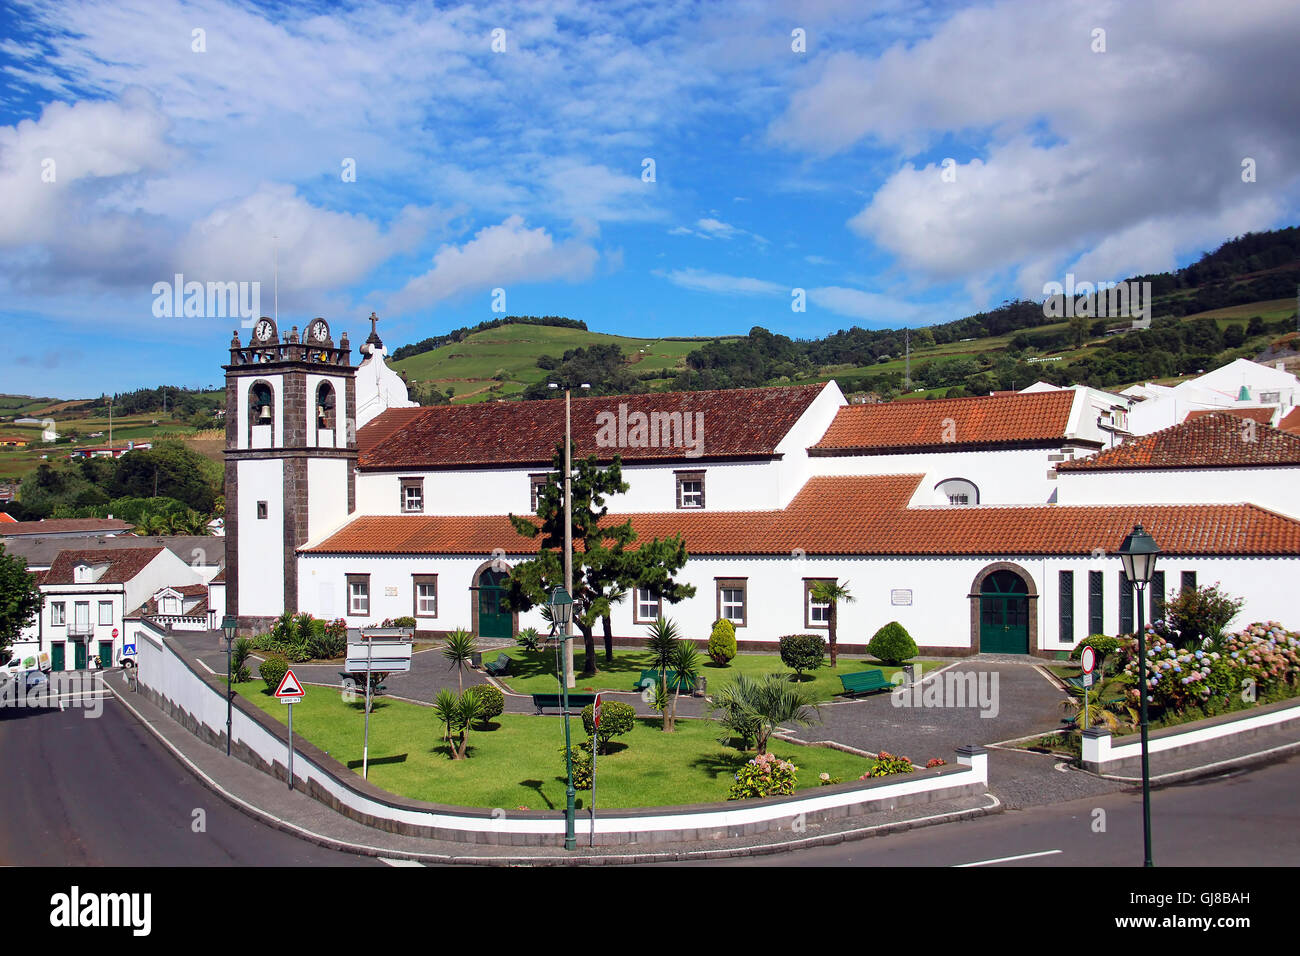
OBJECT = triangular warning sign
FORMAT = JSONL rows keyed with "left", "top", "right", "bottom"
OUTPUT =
{"left": 274, "top": 669, "right": 305, "bottom": 698}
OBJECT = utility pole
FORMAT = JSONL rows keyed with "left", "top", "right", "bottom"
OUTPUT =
{"left": 563, "top": 384, "right": 575, "bottom": 690}
{"left": 905, "top": 327, "right": 911, "bottom": 389}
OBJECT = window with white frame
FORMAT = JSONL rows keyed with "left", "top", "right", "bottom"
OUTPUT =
{"left": 347, "top": 574, "right": 370, "bottom": 616}
{"left": 716, "top": 578, "right": 747, "bottom": 627}
{"left": 98, "top": 601, "right": 113, "bottom": 625}
{"left": 51, "top": 602, "right": 66, "bottom": 626}
{"left": 634, "top": 588, "right": 661, "bottom": 624}
{"left": 160, "top": 595, "right": 179, "bottom": 615}
{"left": 401, "top": 477, "right": 424, "bottom": 513}
{"left": 676, "top": 470, "right": 705, "bottom": 509}
{"left": 413, "top": 574, "right": 438, "bottom": 618}
{"left": 805, "top": 580, "right": 831, "bottom": 629}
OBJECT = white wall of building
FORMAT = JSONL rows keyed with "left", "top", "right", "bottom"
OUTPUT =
{"left": 238, "top": 458, "right": 286, "bottom": 616}
{"left": 808, "top": 447, "right": 1066, "bottom": 506}
{"left": 1056, "top": 466, "right": 1300, "bottom": 519}
{"left": 307, "top": 457, "right": 350, "bottom": 541}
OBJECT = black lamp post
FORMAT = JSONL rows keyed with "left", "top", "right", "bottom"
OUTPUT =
{"left": 1117, "top": 522, "right": 1161, "bottom": 867}
{"left": 221, "top": 614, "right": 238, "bottom": 757}
{"left": 548, "top": 585, "right": 576, "bottom": 851}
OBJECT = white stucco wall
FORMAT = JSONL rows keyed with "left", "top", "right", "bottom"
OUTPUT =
{"left": 238, "top": 458, "right": 286, "bottom": 617}
{"left": 307, "top": 457, "right": 350, "bottom": 541}
{"left": 1055, "top": 466, "right": 1300, "bottom": 519}
{"left": 807, "top": 447, "right": 1067, "bottom": 506}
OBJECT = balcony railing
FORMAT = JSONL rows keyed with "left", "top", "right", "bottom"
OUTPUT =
{"left": 67, "top": 623, "right": 95, "bottom": 638}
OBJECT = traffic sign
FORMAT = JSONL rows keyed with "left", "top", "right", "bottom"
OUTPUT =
{"left": 1081, "top": 646, "right": 1097, "bottom": 675}
{"left": 274, "top": 669, "right": 305, "bottom": 700}
{"left": 112, "top": 628, "right": 119, "bottom": 639}
{"left": 121, "top": 643, "right": 137, "bottom": 658}
{"left": 593, "top": 693, "right": 603, "bottom": 728}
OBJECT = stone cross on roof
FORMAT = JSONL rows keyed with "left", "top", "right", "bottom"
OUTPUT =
{"left": 365, "top": 311, "right": 384, "bottom": 350}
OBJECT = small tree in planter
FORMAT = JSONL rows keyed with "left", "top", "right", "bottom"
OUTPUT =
{"left": 868, "top": 621, "right": 917, "bottom": 666}
{"left": 778, "top": 634, "right": 826, "bottom": 681}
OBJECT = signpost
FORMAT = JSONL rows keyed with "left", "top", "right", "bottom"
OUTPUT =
{"left": 274, "top": 668, "right": 305, "bottom": 790}
{"left": 1080, "top": 646, "right": 1097, "bottom": 730}
{"left": 590, "top": 693, "right": 602, "bottom": 847}
{"left": 348, "top": 627, "right": 413, "bottom": 780}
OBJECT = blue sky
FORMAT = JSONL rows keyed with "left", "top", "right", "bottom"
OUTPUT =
{"left": 1, "top": 0, "right": 1298, "bottom": 396}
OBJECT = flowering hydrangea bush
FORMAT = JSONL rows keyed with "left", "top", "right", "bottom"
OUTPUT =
{"left": 728, "top": 753, "right": 798, "bottom": 800}
{"left": 1119, "top": 622, "right": 1299, "bottom": 714}
{"left": 863, "top": 751, "right": 914, "bottom": 778}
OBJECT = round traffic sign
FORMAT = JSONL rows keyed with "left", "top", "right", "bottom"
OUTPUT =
{"left": 1081, "top": 645, "right": 1097, "bottom": 675}
{"left": 112, "top": 628, "right": 119, "bottom": 639}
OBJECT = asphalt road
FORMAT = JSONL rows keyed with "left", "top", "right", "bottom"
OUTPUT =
{"left": 0, "top": 687, "right": 373, "bottom": 866}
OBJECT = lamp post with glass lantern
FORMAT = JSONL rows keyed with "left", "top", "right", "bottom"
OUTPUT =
{"left": 1117, "top": 522, "right": 1161, "bottom": 867}
{"left": 221, "top": 614, "right": 238, "bottom": 757}
{"left": 547, "top": 380, "right": 589, "bottom": 689}
{"left": 548, "top": 586, "right": 577, "bottom": 850}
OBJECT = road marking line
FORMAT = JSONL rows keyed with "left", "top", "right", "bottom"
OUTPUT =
{"left": 955, "top": 849, "right": 1062, "bottom": 867}
{"left": 197, "top": 658, "right": 216, "bottom": 675}
{"left": 379, "top": 857, "right": 425, "bottom": 867}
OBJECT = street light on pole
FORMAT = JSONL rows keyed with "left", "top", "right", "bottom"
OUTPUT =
{"left": 221, "top": 614, "right": 238, "bottom": 757}
{"left": 1117, "top": 522, "right": 1161, "bottom": 868}
{"left": 548, "top": 585, "right": 577, "bottom": 851}
{"left": 548, "top": 380, "right": 589, "bottom": 690}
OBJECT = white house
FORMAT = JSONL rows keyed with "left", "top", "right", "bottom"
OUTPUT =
{"left": 224, "top": 316, "right": 1300, "bottom": 658}
{"left": 1123, "top": 358, "right": 1300, "bottom": 435}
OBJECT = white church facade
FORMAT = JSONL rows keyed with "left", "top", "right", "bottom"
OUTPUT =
{"left": 225, "top": 316, "right": 1300, "bottom": 658}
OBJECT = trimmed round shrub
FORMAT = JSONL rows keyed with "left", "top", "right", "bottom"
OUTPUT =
{"left": 581, "top": 699, "right": 636, "bottom": 752}
{"left": 707, "top": 618, "right": 737, "bottom": 665}
{"left": 473, "top": 683, "right": 505, "bottom": 723}
{"left": 259, "top": 654, "right": 288, "bottom": 691}
{"left": 868, "top": 621, "right": 917, "bottom": 665}
{"left": 1071, "top": 634, "right": 1121, "bottom": 674}
{"left": 778, "top": 634, "right": 827, "bottom": 678}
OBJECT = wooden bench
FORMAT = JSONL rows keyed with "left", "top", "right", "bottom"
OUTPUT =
{"left": 484, "top": 653, "right": 512, "bottom": 677}
{"left": 838, "top": 669, "right": 893, "bottom": 697}
{"left": 635, "top": 670, "right": 696, "bottom": 693}
{"left": 531, "top": 693, "right": 597, "bottom": 714}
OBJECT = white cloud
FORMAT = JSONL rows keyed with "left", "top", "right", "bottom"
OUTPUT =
{"left": 659, "top": 268, "right": 784, "bottom": 296}
{"left": 389, "top": 215, "right": 599, "bottom": 311}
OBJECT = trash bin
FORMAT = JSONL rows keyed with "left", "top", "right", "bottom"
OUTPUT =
{"left": 471, "top": 651, "right": 483, "bottom": 669}
{"left": 695, "top": 676, "right": 707, "bottom": 697}
{"left": 903, "top": 664, "right": 916, "bottom": 685}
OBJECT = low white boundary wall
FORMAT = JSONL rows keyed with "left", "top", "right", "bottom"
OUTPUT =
{"left": 1082, "top": 697, "right": 1300, "bottom": 773}
{"left": 135, "top": 625, "right": 990, "bottom": 847}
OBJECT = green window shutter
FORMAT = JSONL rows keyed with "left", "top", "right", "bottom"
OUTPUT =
{"left": 1058, "top": 570, "right": 1074, "bottom": 644}
{"left": 1150, "top": 570, "right": 1166, "bottom": 622}
{"left": 1088, "top": 571, "right": 1104, "bottom": 635}
{"left": 1119, "top": 572, "right": 1134, "bottom": 634}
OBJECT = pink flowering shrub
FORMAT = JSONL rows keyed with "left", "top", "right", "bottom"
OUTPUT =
{"left": 863, "top": 751, "right": 914, "bottom": 778}
{"left": 728, "top": 752, "right": 798, "bottom": 799}
{"left": 925, "top": 758, "right": 947, "bottom": 768}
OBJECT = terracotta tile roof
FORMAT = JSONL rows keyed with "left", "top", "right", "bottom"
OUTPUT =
{"left": 1058, "top": 412, "right": 1300, "bottom": 471}
{"left": 1184, "top": 406, "right": 1275, "bottom": 425}
{"left": 42, "top": 547, "right": 166, "bottom": 585}
{"left": 1279, "top": 407, "right": 1300, "bottom": 435}
{"left": 210, "top": 567, "right": 227, "bottom": 583}
{"left": 810, "top": 391, "right": 1079, "bottom": 454}
{"left": 356, "top": 384, "right": 827, "bottom": 469}
{"left": 133, "top": 584, "right": 209, "bottom": 618}
{"left": 303, "top": 475, "right": 1300, "bottom": 557}
{"left": 0, "top": 518, "right": 135, "bottom": 537}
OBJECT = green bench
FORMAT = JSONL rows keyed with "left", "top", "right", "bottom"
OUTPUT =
{"left": 635, "top": 670, "right": 696, "bottom": 694}
{"left": 484, "top": 653, "right": 512, "bottom": 677}
{"left": 838, "top": 669, "right": 893, "bottom": 697}
{"left": 531, "top": 693, "right": 597, "bottom": 714}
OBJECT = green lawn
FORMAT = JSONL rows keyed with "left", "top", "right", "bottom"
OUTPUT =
{"left": 234, "top": 681, "right": 874, "bottom": 808}
{"left": 493, "top": 647, "right": 943, "bottom": 701}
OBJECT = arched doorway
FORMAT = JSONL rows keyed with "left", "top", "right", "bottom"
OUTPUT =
{"left": 978, "top": 569, "right": 1030, "bottom": 654}
{"left": 472, "top": 565, "right": 514, "bottom": 639}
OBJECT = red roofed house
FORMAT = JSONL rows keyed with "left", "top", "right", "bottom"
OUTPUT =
{"left": 225, "top": 317, "right": 1300, "bottom": 659}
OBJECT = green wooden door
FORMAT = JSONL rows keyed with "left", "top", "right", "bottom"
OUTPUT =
{"left": 51, "top": 643, "right": 65, "bottom": 672}
{"left": 979, "top": 570, "right": 1030, "bottom": 654}
{"left": 476, "top": 568, "right": 512, "bottom": 639}
{"left": 73, "top": 641, "right": 88, "bottom": 671}
{"left": 99, "top": 641, "right": 114, "bottom": 669}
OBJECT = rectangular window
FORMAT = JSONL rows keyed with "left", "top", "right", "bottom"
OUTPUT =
{"left": 804, "top": 579, "right": 831, "bottom": 629}
{"left": 1119, "top": 572, "right": 1134, "bottom": 634}
{"left": 413, "top": 574, "right": 437, "bottom": 618}
{"left": 51, "top": 602, "right": 66, "bottom": 626}
{"left": 1088, "top": 571, "right": 1104, "bottom": 636}
{"left": 98, "top": 601, "right": 113, "bottom": 626}
{"left": 257, "top": 501, "right": 268, "bottom": 520}
{"left": 529, "top": 474, "right": 549, "bottom": 512}
{"left": 634, "top": 588, "right": 661, "bottom": 624}
{"left": 347, "top": 575, "right": 370, "bottom": 616}
{"left": 400, "top": 477, "right": 424, "bottom": 513}
{"left": 676, "top": 470, "right": 705, "bottom": 509}
{"left": 1058, "top": 571, "right": 1074, "bottom": 644}
{"left": 716, "top": 578, "right": 747, "bottom": 627}
{"left": 1181, "top": 571, "right": 1197, "bottom": 594}
{"left": 1150, "top": 570, "right": 1166, "bottom": 622}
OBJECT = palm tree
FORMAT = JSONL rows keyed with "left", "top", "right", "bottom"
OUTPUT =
{"left": 1059, "top": 687, "right": 1136, "bottom": 750}
{"left": 646, "top": 616, "right": 679, "bottom": 722}
{"left": 664, "top": 640, "right": 700, "bottom": 733}
{"left": 433, "top": 687, "right": 484, "bottom": 759}
{"left": 709, "top": 673, "right": 823, "bottom": 755}
{"left": 810, "top": 580, "right": 855, "bottom": 667}
{"left": 442, "top": 628, "right": 478, "bottom": 693}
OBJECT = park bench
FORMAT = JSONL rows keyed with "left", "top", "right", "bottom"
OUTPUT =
{"left": 838, "top": 669, "right": 892, "bottom": 697}
{"left": 635, "top": 670, "right": 696, "bottom": 694}
{"left": 484, "top": 653, "right": 512, "bottom": 677}
{"left": 531, "top": 692, "right": 597, "bottom": 714}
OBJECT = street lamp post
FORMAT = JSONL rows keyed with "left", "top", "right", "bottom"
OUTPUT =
{"left": 1118, "top": 522, "right": 1161, "bottom": 868}
{"left": 221, "top": 614, "right": 238, "bottom": 757}
{"left": 548, "top": 380, "right": 589, "bottom": 690}
{"left": 548, "top": 586, "right": 577, "bottom": 851}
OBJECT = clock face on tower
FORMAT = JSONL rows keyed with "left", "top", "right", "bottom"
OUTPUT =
{"left": 254, "top": 318, "right": 276, "bottom": 343}
{"left": 308, "top": 318, "right": 330, "bottom": 343}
